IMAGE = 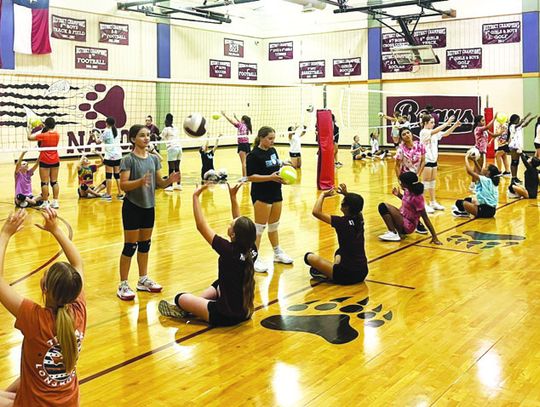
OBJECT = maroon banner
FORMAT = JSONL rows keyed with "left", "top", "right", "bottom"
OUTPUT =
{"left": 333, "top": 57, "right": 361, "bottom": 77}
{"left": 99, "top": 22, "right": 129, "bottom": 45}
{"left": 75, "top": 47, "right": 108, "bottom": 71}
{"left": 382, "top": 28, "right": 446, "bottom": 52}
{"left": 386, "top": 96, "right": 480, "bottom": 146}
{"left": 224, "top": 38, "right": 244, "bottom": 57}
{"left": 269, "top": 41, "right": 293, "bottom": 61}
{"left": 482, "top": 21, "right": 521, "bottom": 45}
{"left": 381, "top": 53, "right": 412, "bottom": 73}
{"left": 51, "top": 15, "right": 86, "bottom": 41}
{"left": 299, "top": 60, "right": 325, "bottom": 79}
{"left": 446, "top": 48, "right": 482, "bottom": 70}
{"left": 238, "top": 62, "right": 257, "bottom": 81}
{"left": 209, "top": 59, "right": 231, "bottom": 79}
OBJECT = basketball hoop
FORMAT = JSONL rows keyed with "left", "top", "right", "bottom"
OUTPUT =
{"left": 412, "top": 60, "right": 421, "bottom": 73}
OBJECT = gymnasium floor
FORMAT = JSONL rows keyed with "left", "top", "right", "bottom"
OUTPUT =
{"left": 0, "top": 145, "right": 539, "bottom": 406}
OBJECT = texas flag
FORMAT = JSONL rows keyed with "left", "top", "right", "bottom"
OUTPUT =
{"left": 13, "top": 0, "right": 51, "bottom": 54}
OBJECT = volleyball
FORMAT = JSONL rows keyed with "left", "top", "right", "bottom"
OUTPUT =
{"left": 306, "top": 105, "right": 314, "bottom": 113}
{"left": 466, "top": 147, "right": 481, "bottom": 161}
{"left": 496, "top": 113, "right": 507, "bottom": 124}
{"left": 29, "top": 117, "right": 42, "bottom": 128}
{"left": 183, "top": 113, "right": 207, "bottom": 137}
{"left": 279, "top": 165, "right": 298, "bottom": 185}
{"left": 211, "top": 112, "right": 221, "bottom": 120}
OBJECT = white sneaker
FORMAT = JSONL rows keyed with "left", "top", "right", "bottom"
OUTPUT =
{"left": 452, "top": 209, "right": 469, "bottom": 218}
{"left": 507, "top": 190, "right": 520, "bottom": 199}
{"left": 136, "top": 276, "right": 162, "bottom": 293}
{"left": 164, "top": 186, "right": 174, "bottom": 192}
{"left": 173, "top": 184, "right": 182, "bottom": 191}
{"left": 50, "top": 199, "right": 59, "bottom": 209}
{"left": 117, "top": 282, "right": 135, "bottom": 301}
{"left": 378, "top": 231, "right": 401, "bottom": 241}
{"left": 38, "top": 200, "right": 50, "bottom": 209}
{"left": 274, "top": 250, "right": 293, "bottom": 264}
{"left": 425, "top": 204, "right": 435, "bottom": 214}
{"left": 431, "top": 202, "right": 445, "bottom": 211}
{"left": 19, "top": 201, "right": 29, "bottom": 208}
{"left": 254, "top": 258, "right": 268, "bottom": 273}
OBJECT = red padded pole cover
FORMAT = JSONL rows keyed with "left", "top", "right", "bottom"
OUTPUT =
{"left": 316, "top": 109, "right": 335, "bottom": 190}
{"left": 485, "top": 107, "right": 495, "bottom": 159}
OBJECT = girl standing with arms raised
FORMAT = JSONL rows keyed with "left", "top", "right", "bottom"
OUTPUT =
{"left": 98, "top": 117, "right": 124, "bottom": 201}
{"left": 116, "top": 125, "right": 179, "bottom": 301}
{"left": 246, "top": 126, "right": 293, "bottom": 273}
{"left": 27, "top": 117, "right": 60, "bottom": 209}
{"left": 0, "top": 208, "right": 85, "bottom": 407}
{"left": 160, "top": 113, "right": 183, "bottom": 192}
{"left": 222, "top": 111, "right": 252, "bottom": 177}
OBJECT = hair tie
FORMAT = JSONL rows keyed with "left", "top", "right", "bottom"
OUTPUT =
{"left": 413, "top": 181, "right": 421, "bottom": 184}
{"left": 493, "top": 174, "right": 502, "bottom": 178}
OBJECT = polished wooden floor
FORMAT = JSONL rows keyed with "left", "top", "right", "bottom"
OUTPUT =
{"left": 0, "top": 145, "right": 539, "bottom": 406}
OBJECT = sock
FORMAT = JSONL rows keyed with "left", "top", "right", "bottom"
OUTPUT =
{"left": 273, "top": 246, "right": 281, "bottom": 254}
{"left": 138, "top": 276, "right": 148, "bottom": 284}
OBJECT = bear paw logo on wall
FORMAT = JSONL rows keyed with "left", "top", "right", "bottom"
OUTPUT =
{"left": 78, "top": 84, "right": 127, "bottom": 129}
{"left": 446, "top": 230, "right": 525, "bottom": 251}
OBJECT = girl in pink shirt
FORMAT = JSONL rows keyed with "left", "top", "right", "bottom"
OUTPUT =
{"left": 377, "top": 172, "right": 441, "bottom": 244}
{"left": 14, "top": 151, "right": 39, "bottom": 208}
{"left": 222, "top": 112, "right": 253, "bottom": 177}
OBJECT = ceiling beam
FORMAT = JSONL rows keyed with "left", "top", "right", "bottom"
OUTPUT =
{"left": 333, "top": 0, "right": 448, "bottom": 14}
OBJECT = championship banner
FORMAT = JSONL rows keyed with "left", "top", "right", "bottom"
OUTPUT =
{"left": 224, "top": 38, "right": 244, "bottom": 57}
{"left": 333, "top": 57, "right": 361, "bottom": 77}
{"left": 382, "top": 28, "right": 446, "bottom": 52}
{"left": 482, "top": 21, "right": 521, "bottom": 44}
{"left": 446, "top": 48, "right": 482, "bottom": 70}
{"left": 269, "top": 41, "right": 293, "bottom": 60}
{"left": 299, "top": 60, "right": 325, "bottom": 79}
{"left": 99, "top": 22, "right": 129, "bottom": 45}
{"left": 238, "top": 62, "right": 257, "bottom": 81}
{"left": 75, "top": 46, "right": 108, "bottom": 71}
{"left": 51, "top": 14, "right": 86, "bottom": 41}
{"left": 209, "top": 59, "right": 231, "bottom": 78}
{"left": 386, "top": 96, "right": 481, "bottom": 146}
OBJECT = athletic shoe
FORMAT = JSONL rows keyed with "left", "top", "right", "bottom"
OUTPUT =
{"left": 254, "top": 258, "right": 268, "bottom": 273}
{"left": 19, "top": 201, "right": 28, "bottom": 208}
{"left": 502, "top": 171, "right": 512, "bottom": 178}
{"left": 309, "top": 268, "right": 328, "bottom": 280}
{"left": 507, "top": 190, "right": 520, "bottom": 199}
{"left": 452, "top": 209, "right": 470, "bottom": 218}
{"left": 431, "top": 202, "right": 445, "bottom": 211}
{"left": 512, "top": 177, "right": 523, "bottom": 185}
{"left": 117, "top": 282, "right": 136, "bottom": 301}
{"left": 136, "top": 277, "right": 163, "bottom": 293}
{"left": 38, "top": 200, "right": 50, "bottom": 209}
{"left": 50, "top": 200, "right": 59, "bottom": 209}
{"left": 164, "top": 186, "right": 174, "bottom": 192}
{"left": 378, "top": 231, "right": 401, "bottom": 241}
{"left": 116, "top": 194, "right": 124, "bottom": 200}
{"left": 380, "top": 152, "right": 387, "bottom": 160}
{"left": 274, "top": 249, "right": 293, "bottom": 264}
{"left": 158, "top": 300, "right": 188, "bottom": 319}
{"left": 173, "top": 184, "right": 183, "bottom": 191}
{"left": 415, "top": 222, "right": 428, "bottom": 234}
{"left": 101, "top": 194, "right": 112, "bottom": 201}
{"left": 425, "top": 204, "right": 435, "bottom": 214}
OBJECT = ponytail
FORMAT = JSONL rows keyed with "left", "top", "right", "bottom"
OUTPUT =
{"left": 242, "top": 115, "right": 252, "bottom": 135}
{"left": 487, "top": 164, "right": 501, "bottom": 186}
{"left": 242, "top": 250, "right": 255, "bottom": 318}
{"left": 421, "top": 114, "right": 432, "bottom": 128}
{"left": 473, "top": 114, "right": 483, "bottom": 130}
{"left": 106, "top": 117, "right": 118, "bottom": 138}
{"left": 399, "top": 171, "right": 424, "bottom": 195}
{"left": 232, "top": 217, "right": 256, "bottom": 319}
{"left": 342, "top": 193, "right": 365, "bottom": 238}
{"left": 55, "top": 306, "right": 78, "bottom": 373}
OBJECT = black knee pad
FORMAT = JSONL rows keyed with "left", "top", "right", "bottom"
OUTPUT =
{"left": 304, "top": 252, "right": 314, "bottom": 265}
{"left": 40, "top": 182, "right": 48, "bottom": 187}
{"left": 508, "top": 184, "right": 515, "bottom": 193}
{"left": 16, "top": 194, "right": 26, "bottom": 201}
{"left": 50, "top": 181, "right": 58, "bottom": 187}
{"left": 511, "top": 159, "right": 519, "bottom": 167}
{"left": 80, "top": 184, "right": 89, "bottom": 191}
{"left": 174, "top": 293, "right": 185, "bottom": 307}
{"left": 106, "top": 172, "right": 113, "bottom": 179}
{"left": 378, "top": 202, "right": 389, "bottom": 216}
{"left": 122, "top": 242, "right": 138, "bottom": 257}
{"left": 455, "top": 199, "right": 465, "bottom": 211}
{"left": 137, "top": 239, "right": 151, "bottom": 253}
{"left": 113, "top": 172, "right": 120, "bottom": 180}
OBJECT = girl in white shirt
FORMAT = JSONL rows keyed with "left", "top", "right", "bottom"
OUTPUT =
{"left": 288, "top": 125, "right": 306, "bottom": 169}
{"left": 419, "top": 114, "right": 460, "bottom": 212}
{"left": 508, "top": 113, "right": 535, "bottom": 184}
{"left": 160, "top": 113, "right": 182, "bottom": 191}
{"left": 534, "top": 117, "right": 540, "bottom": 159}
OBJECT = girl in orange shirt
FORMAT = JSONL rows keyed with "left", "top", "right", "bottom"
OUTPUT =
{"left": 0, "top": 208, "right": 85, "bottom": 407}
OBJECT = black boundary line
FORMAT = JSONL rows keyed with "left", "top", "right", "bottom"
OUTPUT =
{"left": 78, "top": 199, "right": 520, "bottom": 385}
{"left": 414, "top": 245, "right": 478, "bottom": 255}
{"left": 364, "top": 279, "right": 415, "bottom": 290}
{"left": 9, "top": 211, "right": 73, "bottom": 286}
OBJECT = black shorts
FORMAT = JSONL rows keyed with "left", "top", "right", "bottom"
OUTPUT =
{"left": 289, "top": 152, "right": 301, "bottom": 158}
{"left": 332, "top": 264, "right": 368, "bottom": 285}
{"left": 237, "top": 143, "right": 251, "bottom": 154}
{"left": 251, "top": 193, "right": 283, "bottom": 205}
{"left": 425, "top": 161, "right": 438, "bottom": 168}
{"left": 39, "top": 162, "right": 60, "bottom": 168}
{"left": 497, "top": 145, "right": 510, "bottom": 153}
{"left": 104, "top": 159, "right": 121, "bottom": 167}
{"left": 476, "top": 204, "right": 496, "bottom": 218}
{"left": 535, "top": 142, "right": 540, "bottom": 149}
{"left": 122, "top": 198, "right": 155, "bottom": 230}
{"left": 207, "top": 300, "right": 247, "bottom": 327}
{"left": 333, "top": 136, "right": 339, "bottom": 144}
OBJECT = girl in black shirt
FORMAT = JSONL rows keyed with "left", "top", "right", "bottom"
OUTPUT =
{"left": 158, "top": 183, "right": 257, "bottom": 326}
{"left": 200, "top": 134, "right": 222, "bottom": 180}
{"left": 305, "top": 184, "right": 368, "bottom": 285}
{"left": 246, "top": 126, "right": 293, "bottom": 273}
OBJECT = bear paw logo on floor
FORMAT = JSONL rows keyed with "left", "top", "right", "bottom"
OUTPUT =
{"left": 447, "top": 230, "right": 525, "bottom": 250}
{"left": 78, "top": 84, "right": 126, "bottom": 129}
{"left": 260, "top": 296, "right": 393, "bottom": 345}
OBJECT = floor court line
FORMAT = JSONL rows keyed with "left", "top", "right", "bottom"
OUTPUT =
{"left": 414, "top": 245, "right": 478, "bottom": 255}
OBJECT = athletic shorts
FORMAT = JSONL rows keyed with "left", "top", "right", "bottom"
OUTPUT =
{"left": 476, "top": 204, "right": 496, "bottom": 218}
{"left": 497, "top": 145, "right": 510, "bottom": 153}
{"left": 104, "top": 159, "right": 121, "bottom": 167}
{"left": 332, "top": 264, "right": 368, "bottom": 285}
{"left": 122, "top": 198, "right": 155, "bottom": 230}
{"left": 289, "top": 152, "right": 301, "bottom": 158}
{"left": 251, "top": 193, "right": 283, "bottom": 205}
{"left": 237, "top": 143, "right": 251, "bottom": 154}
{"left": 207, "top": 300, "right": 247, "bottom": 327}
{"left": 535, "top": 142, "right": 540, "bottom": 149}
{"left": 425, "top": 161, "right": 438, "bottom": 168}
{"left": 334, "top": 136, "right": 340, "bottom": 144}
{"left": 167, "top": 148, "right": 182, "bottom": 161}
{"left": 39, "top": 162, "right": 59, "bottom": 168}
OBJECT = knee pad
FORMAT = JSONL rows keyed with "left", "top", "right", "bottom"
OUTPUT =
{"left": 174, "top": 293, "right": 186, "bottom": 307}
{"left": 16, "top": 194, "right": 26, "bottom": 201}
{"left": 304, "top": 252, "right": 314, "bottom": 265}
{"left": 378, "top": 202, "right": 389, "bottom": 216}
{"left": 137, "top": 239, "right": 151, "bottom": 253}
{"left": 267, "top": 221, "right": 280, "bottom": 232}
{"left": 113, "top": 172, "right": 120, "bottom": 180}
{"left": 106, "top": 172, "right": 113, "bottom": 179}
{"left": 455, "top": 199, "right": 465, "bottom": 212}
{"left": 424, "top": 180, "right": 435, "bottom": 189}
{"left": 255, "top": 223, "right": 266, "bottom": 236}
{"left": 508, "top": 184, "right": 515, "bottom": 193}
{"left": 50, "top": 181, "right": 57, "bottom": 187}
{"left": 122, "top": 242, "right": 138, "bottom": 257}
{"left": 511, "top": 159, "right": 519, "bottom": 167}
{"left": 80, "top": 184, "right": 89, "bottom": 191}
{"left": 40, "top": 182, "right": 48, "bottom": 187}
